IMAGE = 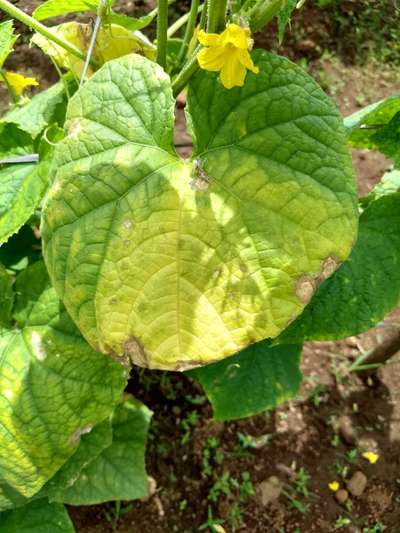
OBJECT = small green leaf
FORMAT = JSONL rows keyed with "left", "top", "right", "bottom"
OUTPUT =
{"left": 106, "top": 12, "right": 154, "bottom": 31}
{"left": 33, "top": 0, "right": 98, "bottom": 20}
{"left": 0, "top": 163, "right": 47, "bottom": 245}
{"left": 0, "top": 263, "right": 14, "bottom": 328}
{"left": 345, "top": 92, "right": 400, "bottom": 149}
{"left": 50, "top": 398, "right": 152, "bottom": 504}
{"left": 189, "top": 340, "right": 302, "bottom": 421}
{"left": 370, "top": 111, "right": 400, "bottom": 166}
{"left": 0, "top": 499, "right": 74, "bottom": 533}
{"left": 0, "top": 81, "right": 67, "bottom": 139}
{"left": 0, "top": 20, "right": 18, "bottom": 69}
{"left": 279, "top": 193, "right": 400, "bottom": 342}
{"left": 277, "top": 0, "right": 297, "bottom": 43}
{"left": 0, "top": 261, "right": 127, "bottom": 498}
{"left": 370, "top": 167, "right": 400, "bottom": 200}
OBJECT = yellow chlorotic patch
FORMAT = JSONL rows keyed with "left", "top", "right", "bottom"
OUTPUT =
{"left": 362, "top": 451, "right": 379, "bottom": 464}
{"left": 2, "top": 71, "right": 38, "bottom": 96}
{"left": 197, "top": 23, "right": 259, "bottom": 89}
{"left": 328, "top": 481, "right": 340, "bottom": 492}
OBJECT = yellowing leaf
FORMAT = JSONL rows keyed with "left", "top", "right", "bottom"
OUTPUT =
{"left": 2, "top": 71, "right": 38, "bottom": 96}
{"left": 31, "top": 22, "right": 155, "bottom": 79}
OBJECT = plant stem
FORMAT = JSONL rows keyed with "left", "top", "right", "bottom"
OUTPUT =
{"left": 167, "top": 3, "right": 204, "bottom": 38}
{"left": 350, "top": 328, "right": 400, "bottom": 374}
{"left": 172, "top": 45, "right": 200, "bottom": 96}
{"left": 199, "top": 1, "right": 208, "bottom": 29}
{"left": 177, "top": 0, "right": 200, "bottom": 65}
{"left": 156, "top": 0, "right": 169, "bottom": 69}
{"left": 0, "top": 0, "right": 98, "bottom": 67}
{"left": 207, "top": 0, "right": 227, "bottom": 32}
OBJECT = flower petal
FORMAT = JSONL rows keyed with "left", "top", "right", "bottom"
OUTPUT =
{"left": 219, "top": 55, "right": 247, "bottom": 89}
{"left": 197, "top": 29, "right": 221, "bottom": 47}
{"left": 197, "top": 46, "right": 229, "bottom": 72}
{"left": 237, "top": 49, "right": 260, "bottom": 74}
{"left": 221, "top": 24, "right": 250, "bottom": 49}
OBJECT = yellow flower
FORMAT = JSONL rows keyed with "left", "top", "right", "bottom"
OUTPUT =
{"left": 2, "top": 71, "right": 38, "bottom": 96}
{"left": 328, "top": 481, "right": 340, "bottom": 492}
{"left": 362, "top": 451, "right": 379, "bottom": 464}
{"left": 197, "top": 23, "right": 259, "bottom": 89}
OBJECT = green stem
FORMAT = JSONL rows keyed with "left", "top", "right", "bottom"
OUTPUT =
{"left": 0, "top": 0, "right": 98, "bottom": 67}
{"left": 199, "top": 1, "right": 208, "bottom": 29}
{"left": 177, "top": 0, "right": 200, "bottom": 65}
{"left": 156, "top": 0, "right": 169, "bottom": 69}
{"left": 207, "top": 0, "right": 227, "bottom": 32}
{"left": 172, "top": 45, "right": 201, "bottom": 96}
{"left": 167, "top": 3, "right": 204, "bottom": 38}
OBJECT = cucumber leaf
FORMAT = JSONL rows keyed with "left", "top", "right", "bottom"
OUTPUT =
{"left": 189, "top": 340, "right": 302, "bottom": 420}
{"left": 41, "top": 51, "right": 357, "bottom": 371}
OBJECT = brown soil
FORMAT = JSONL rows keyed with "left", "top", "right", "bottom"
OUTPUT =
{"left": 2, "top": 1, "right": 400, "bottom": 532}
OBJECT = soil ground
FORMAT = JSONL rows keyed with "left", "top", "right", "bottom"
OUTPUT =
{"left": 2, "top": 1, "right": 400, "bottom": 532}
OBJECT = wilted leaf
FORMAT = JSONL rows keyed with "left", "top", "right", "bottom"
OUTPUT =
{"left": 32, "top": 22, "right": 155, "bottom": 78}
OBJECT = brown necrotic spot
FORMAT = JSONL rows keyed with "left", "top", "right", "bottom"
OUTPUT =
{"left": 295, "top": 276, "right": 316, "bottom": 304}
{"left": 124, "top": 337, "right": 149, "bottom": 368}
{"left": 190, "top": 160, "right": 210, "bottom": 192}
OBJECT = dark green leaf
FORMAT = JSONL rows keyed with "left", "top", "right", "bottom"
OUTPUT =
{"left": 50, "top": 398, "right": 152, "bottom": 504}
{"left": 189, "top": 340, "right": 302, "bottom": 420}
{"left": 0, "top": 499, "right": 74, "bottom": 533}
{"left": 277, "top": 0, "right": 297, "bottom": 43}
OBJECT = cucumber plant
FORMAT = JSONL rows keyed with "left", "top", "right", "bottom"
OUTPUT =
{"left": 0, "top": 0, "right": 398, "bottom": 529}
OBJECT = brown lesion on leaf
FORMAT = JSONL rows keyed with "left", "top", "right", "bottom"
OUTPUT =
{"left": 174, "top": 360, "right": 204, "bottom": 372}
{"left": 295, "top": 255, "right": 342, "bottom": 305}
{"left": 69, "top": 424, "right": 93, "bottom": 446}
{"left": 295, "top": 276, "right": 316, "bottom": 304}
{"left": 124, "top": 336, "right": 149, "bottom": 368}
{"left": 190, "top": 160, "right": 211, "bottom": 192}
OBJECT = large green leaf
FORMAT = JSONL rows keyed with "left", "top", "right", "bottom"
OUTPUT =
{"left": 189, "top": 340, "right": 302, "bottom": 420}
{"left": 0, "top": 20, "right": 18, "bottom": 69}
{"left": 41, "top": 51, "right": 357, "bottom": 371}
{"left": 0, "top": 163, "right": 46, "bottom": 245}
{"left": 0, "top": 499, "right": 74, "bottom": 533}
{"left": 33, "top": 0, "right": 98, "bottom": 20}
{"left": 0, "top": 262, "right": 127, "bottom": 498}
{"left": 279, "top": 193, "right": 400, "bottom": 342}
{"left": 345, "top": 92, "right": 400, "bottom": 149}
{"left": 49, "top": 398, "right": 152, "bottom": 504}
